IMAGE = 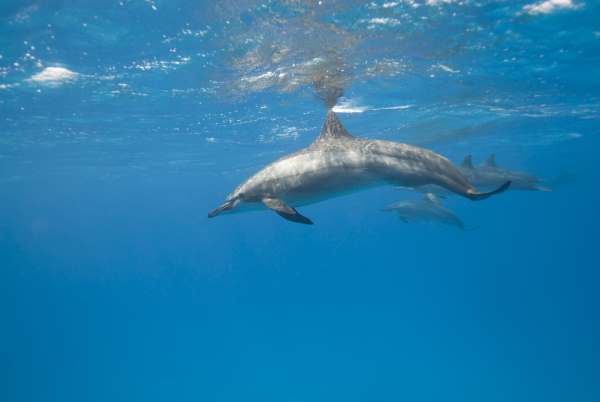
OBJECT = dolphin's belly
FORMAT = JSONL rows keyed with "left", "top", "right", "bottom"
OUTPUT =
{"left": 301, "top": 166, "right": 376, "bottom": 191}
{"left": 283, "top": 167, "right": 382, "bottom": 205}
{"left": 257, "top": 150, "right": 383, "bottom": 205}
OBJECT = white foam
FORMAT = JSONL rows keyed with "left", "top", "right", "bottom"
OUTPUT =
{"left": 333, "top": 100, "right": 369, "bottom": 114}
{"left": 0, "top": 83, "right": 19, "bottom": 90}
{"left": 145, "top": 0, "right": 157, "bottom": 11}
{"left": 434, "top": 63, "right": 460, "bottom": 73}
{"left": 426, "top": 0, "right": 456, "bottom": 5}
{"left": 132, "top": 57, "right": 190, "bottom": 72}
{"left": 365, "top": 17, "right": 401, "bottom": 28}
{"left": 275, "top": 126, "right": 300, "bottom": 140}
{"left": 522, "top": 0, "right": 582, "bottom": 15}
{"left": 373, "top": 104, "right": 413, "bottom": 111}
{"left": 28, "top": 67, "right": 78, "bottom": 85}
{"left": 241, "top": 71, "right": 275, "bottom": 84}
{"left": 333, "top": 100, "right": 413, "bottom": 114}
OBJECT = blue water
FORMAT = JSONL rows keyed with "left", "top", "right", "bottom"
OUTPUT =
{"left": 2, "top": 1, "right": 600, "bottom": 401}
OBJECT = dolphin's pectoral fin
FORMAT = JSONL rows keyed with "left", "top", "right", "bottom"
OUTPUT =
{"left": 466, "top": 180, "right": 511, "bottom": 201}
{"left": 262, "top": 197, "right": 314, "bottom": 225}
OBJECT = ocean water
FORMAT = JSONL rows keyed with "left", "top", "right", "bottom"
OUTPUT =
{"left": 2, "top": 1, "right": 600, "bottom": 401}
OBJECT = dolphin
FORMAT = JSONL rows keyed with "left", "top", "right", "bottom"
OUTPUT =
{"left": 208, "top": 111, "right": 510, "bottom": 224}
{"left": 459, "top": 154, "right": 551, "bottom": 192}
{"left": 413, "top": 154, "right": 551, "bottom": 195}
{"left": 383, "top": 193, "right": 465, "bottom": 230}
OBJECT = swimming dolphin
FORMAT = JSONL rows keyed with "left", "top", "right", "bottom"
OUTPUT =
{"left": 383, "top": 193, "right": 465, "bottom": 230}
{"left": 460, "top": 154, "right": 551, "bottom": 192}
{"left": 208, "top": 111, "right": 510, "bottom": 224}
{"left": 413, "top": 154, "right": 550, "bottom": 195}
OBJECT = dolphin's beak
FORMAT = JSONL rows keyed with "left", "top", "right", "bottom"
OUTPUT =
{"left": 208, "top": 199, "right": 235, "bottom": 218}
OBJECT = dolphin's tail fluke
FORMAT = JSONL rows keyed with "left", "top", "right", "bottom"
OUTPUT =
{"left": 465, "top": 180, "right": 511, "bottom": 201}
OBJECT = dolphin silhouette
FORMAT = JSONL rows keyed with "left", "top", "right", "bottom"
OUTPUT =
{"left": 208, "top": 111, "right": 510, "bottom": 224}
{"left": 414, "top": 154, "right": 551, "bottom": 195}
{"left": 383, "top": 193, "right": 465, "bottom": 230}
{"left": 460, "top": 154, "right": 551, "bottom": 192}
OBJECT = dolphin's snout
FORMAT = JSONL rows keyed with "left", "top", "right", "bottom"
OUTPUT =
{"left": 207, "top": 208, "right": 221, "bottom": 218}
{"left": 208, "top": 199, "right": 236, "bottom": 218}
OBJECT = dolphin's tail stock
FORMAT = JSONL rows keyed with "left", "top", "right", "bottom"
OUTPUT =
{"left": 465, "top": 180, "right": 511, "bottom": 201}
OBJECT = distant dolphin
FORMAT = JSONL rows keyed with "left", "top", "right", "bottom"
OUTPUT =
{"left": 414, "top": 154, "right": 551, "bottom": 195}
{"left": 383, "top": 193, "right": 465, "bottom": 230}
{"left": 208, "top": 111, "right": 510, "bottom": 224}
{"left": 460, "top": 154, "right": 551, "bottom": 192}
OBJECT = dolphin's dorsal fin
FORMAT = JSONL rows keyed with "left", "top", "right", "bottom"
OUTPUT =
{"left": 424, "top": 193, "right": 440, "bottom": 205}
{"left": 315, "top": 110, "right": 354, "bottom": 143}
{"left": 484, "top": 154, "right": 497, "bottom": 167}
{"left": 461, "top": 155, "right": 473, "bottom": 169}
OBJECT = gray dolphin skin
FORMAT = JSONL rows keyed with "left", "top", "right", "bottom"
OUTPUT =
{"left": 459, "top": 154, "right": 551, "bottom": 192}
{"left": 383, "top": 193, "right": 465, "bottom": 230}
{"left": 208, "top": 111, "right": 510, "bottom": 224}
{"left": 415, "top": 154, "right": 551, "bottom": 195}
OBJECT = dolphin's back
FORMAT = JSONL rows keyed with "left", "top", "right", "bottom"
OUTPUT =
{"left": 239, "top": 141, "right": 381, "bottom": 202}
{"left": 365, "top": 139, "right": 473, "bottom": 190}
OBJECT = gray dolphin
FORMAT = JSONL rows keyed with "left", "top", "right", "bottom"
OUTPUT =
{"left": 383, "top": 193, "right": 465, "bottom": 230}
{"left": 414, "top": 154, "right": 551, "bottom": 195}
{"left": 460, "top": 154, "right": 551, "bottom": 192}
{"left": 208, "top": 111, "right": 510, "bottom": 224}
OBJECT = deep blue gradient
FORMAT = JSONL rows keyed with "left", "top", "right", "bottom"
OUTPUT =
{"left": 2, "top": 1, "right": 600, "bottom": 402}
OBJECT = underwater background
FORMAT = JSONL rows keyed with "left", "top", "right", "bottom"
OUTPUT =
{"left": 2, "top": 1, "right": 600, "bottom": 401}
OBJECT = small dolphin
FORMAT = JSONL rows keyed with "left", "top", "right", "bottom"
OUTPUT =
{"left": 208, "top": 111, "right": 510, "bottom": 224}
{"left": 413, "top": 154, "right": 551, "bottom": 195}
{"left": 383, "top": 193, "right": 465, "bottom": 230}
{"left": 460, "top": 154, "right": 551, "bottom": 192}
